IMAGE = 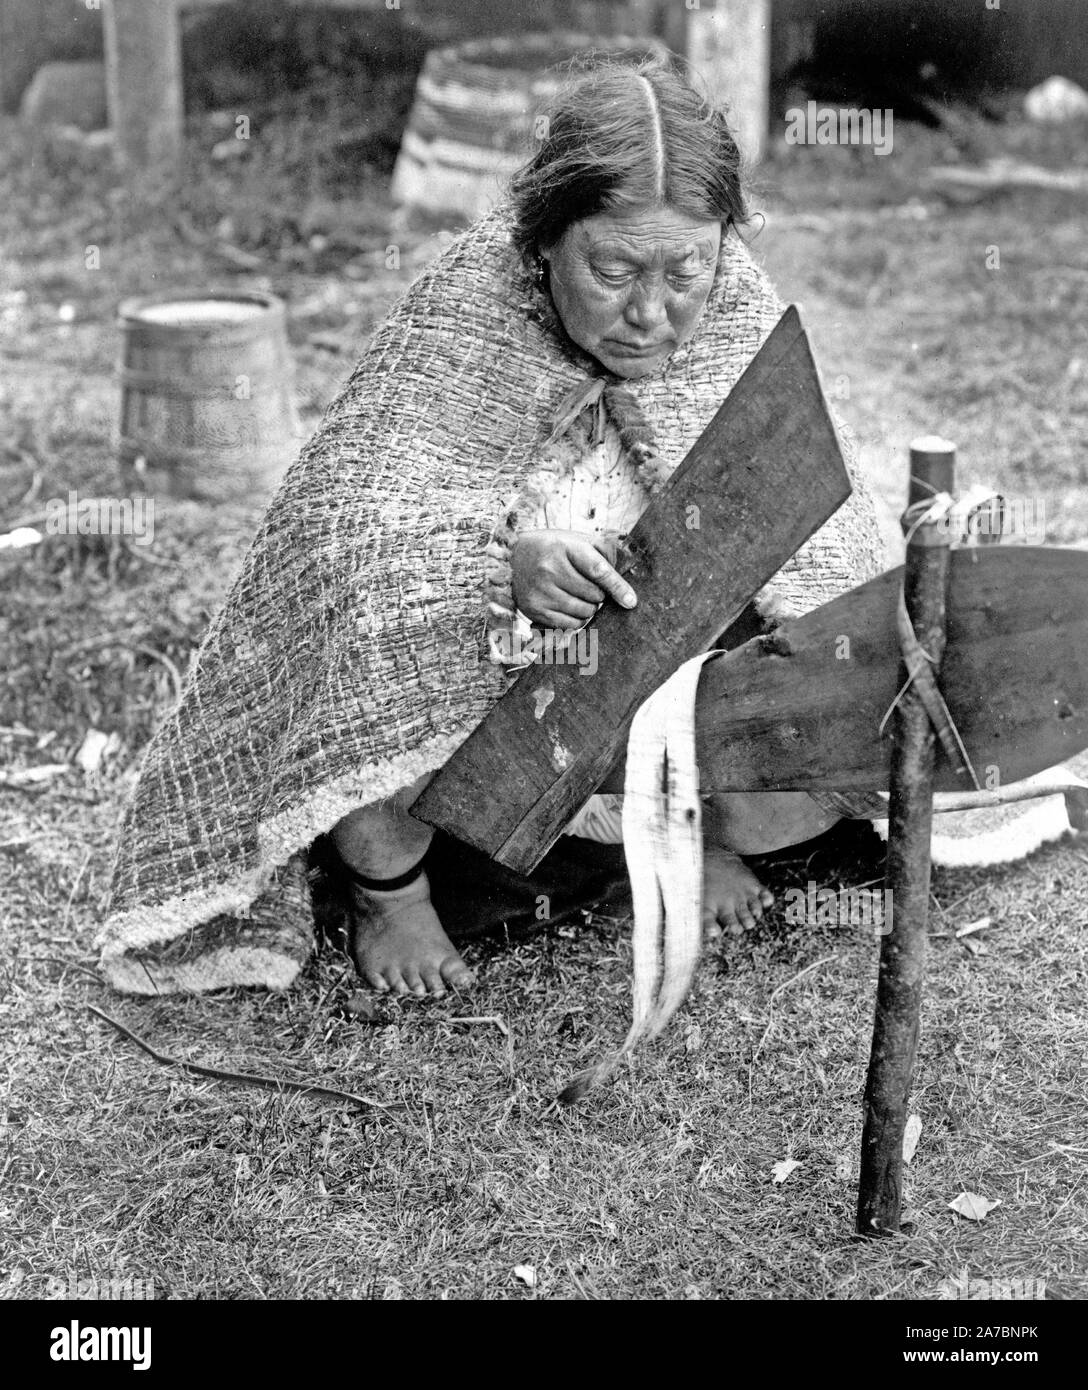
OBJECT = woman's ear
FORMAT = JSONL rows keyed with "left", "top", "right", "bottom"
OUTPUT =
{"left": 539, "top": 224, "right": 570, "bottom": 263}
{"left": 531, "top": 248, "right": 549, "bottom": 289}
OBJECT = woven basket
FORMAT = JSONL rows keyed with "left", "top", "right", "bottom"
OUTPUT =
{"left": 390, "top": 31, "right": 665, "bottom": 221}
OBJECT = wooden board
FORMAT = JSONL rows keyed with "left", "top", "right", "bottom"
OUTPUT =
{"left": 412, "top": 305, "right": 852, "bottom": 872}
{"left": 679, "top": 546, "right": 1088, "bottom": 794}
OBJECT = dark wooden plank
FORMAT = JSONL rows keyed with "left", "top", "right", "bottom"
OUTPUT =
{"left": 412, "top": 305, "right": 852, "bottom": 873}
{"left": 677, "top": 545, "right": 1088, "bottom": 795}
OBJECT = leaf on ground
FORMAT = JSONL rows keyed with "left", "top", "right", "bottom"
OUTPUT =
{"left": 0, "top": 526, "right": 42, "bottom": 550}
{"left": 513, "top": 1264, "right": 537, "bottom": 1288}
{"left": 955, "top": 916, "right": 992, "bottom": 939}
{"left": 343, "top": 992, "right": 382, "bottom": 1023}
{"left": 903, "top": 1113, "right": 923, "bottom": 1164}
{"left": 76, "top": 728, "right": 121, "bottom": 774}
{"left": 772, "top": 1158, "right": 801, "bottom": 1184}
{"left": 948, "top": 1191, "right": 1001, "bottom": 1221}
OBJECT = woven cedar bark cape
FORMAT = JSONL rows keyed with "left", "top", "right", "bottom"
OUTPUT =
{"left": 99, "top": 206, "right": 888, "bottom": 993}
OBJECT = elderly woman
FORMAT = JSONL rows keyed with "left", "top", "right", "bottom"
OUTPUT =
{"left": 100, "top": 59, "right": 886, "bottom": 996}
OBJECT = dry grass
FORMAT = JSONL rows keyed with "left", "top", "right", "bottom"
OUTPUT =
{"left": 2, "top": 104, "right": 1087, "bottom": 1301}
{"left": 4, "top": 844, "right": 1086, "bottom": 1300}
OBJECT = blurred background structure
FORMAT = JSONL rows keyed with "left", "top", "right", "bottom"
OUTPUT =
{"left": 2, "top": 0, "right": 1087, "bottom": 508}
{"left": 4, "top": 0, "right": 1088, "bottom": 172}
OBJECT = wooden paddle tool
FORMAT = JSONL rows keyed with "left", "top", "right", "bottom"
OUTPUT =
{"left": 413, "top": 305, "right": 853, "bottom": 872}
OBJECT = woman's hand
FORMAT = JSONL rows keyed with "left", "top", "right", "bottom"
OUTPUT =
{"left": 510, "top": 529, "right": 638, "bottom": 629}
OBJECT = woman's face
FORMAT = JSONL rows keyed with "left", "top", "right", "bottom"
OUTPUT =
{"left": 542, "top": 204, "right": 722, "bottom": 379}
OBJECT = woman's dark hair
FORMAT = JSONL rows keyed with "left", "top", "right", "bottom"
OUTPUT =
{"left": 509, "top": 57, "right": 749, "bottom": 266}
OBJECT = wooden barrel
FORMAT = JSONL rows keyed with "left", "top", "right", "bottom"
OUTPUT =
{"left": 390, "top": 32, "right": 663, "bottom": 222}
{"left": 117, "top": 291, "right": 300, "bottom": 503}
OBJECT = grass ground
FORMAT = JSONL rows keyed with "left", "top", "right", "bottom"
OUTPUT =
{"left": 1, "top": 100, "right": 1087, "bottom": 1301}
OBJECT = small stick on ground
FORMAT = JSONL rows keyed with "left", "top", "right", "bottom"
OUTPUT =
{"left": 61, "top": 847, "right": 92, "bottom": 934}
{"left": 36, "top": 955, "right": 104, "bottom": 984}
{"left": 86, "top": 1004, "right": 407, "bottom": 1128}
{"left": 752, "top": 955, "right": 837, "bottom": 1064}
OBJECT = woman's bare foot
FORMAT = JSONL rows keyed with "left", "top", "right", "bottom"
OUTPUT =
{"left": 348, "top": 870, "right": 476, "bottom": 999}
{"left": 702, "top": 844, "right": 774, "bottom": 937}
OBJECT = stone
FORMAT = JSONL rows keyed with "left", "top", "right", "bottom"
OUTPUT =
{"left": 19, "top": 59, "right": 107, "bottom": 131}
{"left": 1024, "top": 75, "right": 1088, "bottom": 124}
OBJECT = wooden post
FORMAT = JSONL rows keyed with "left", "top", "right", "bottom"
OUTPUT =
{"left": 856, "top": 437, "right": 956, "bottom": 1237}
{"left": 684, "top": 0, "right": 771, "bottom": 163}
{"left": 624, "top": 0, "right": 660, "bottom": 39}
{"left": 102, "top": 0, "right": 183, "bottom": 175}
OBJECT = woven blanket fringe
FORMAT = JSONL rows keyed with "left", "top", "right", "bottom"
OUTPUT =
{"left": 97, "top": 737, "right": 465, "bottom": 994}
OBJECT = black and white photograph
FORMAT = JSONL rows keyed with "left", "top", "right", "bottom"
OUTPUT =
{"left": 1, "top": 0, "right": 1085, "bottom": 1330}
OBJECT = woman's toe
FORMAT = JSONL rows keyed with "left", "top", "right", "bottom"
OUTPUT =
{"left": 420, "top": 966, "right": 447, "bottom": 997}
{"left": 401, "top": 969, "right": 427, "bottom": 998}
{"left": 443, "top": 958, "right": 475, "bottom": 991}
{"left": 364, "top": 969, "right": 390, "bottom": 992}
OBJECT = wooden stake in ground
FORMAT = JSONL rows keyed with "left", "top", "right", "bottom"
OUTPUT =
{"left": 684, "top": 0, "right": 772, "bottom": 164}
{"left": 857, "top": 437, "right": 956, "bottom": 1236}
